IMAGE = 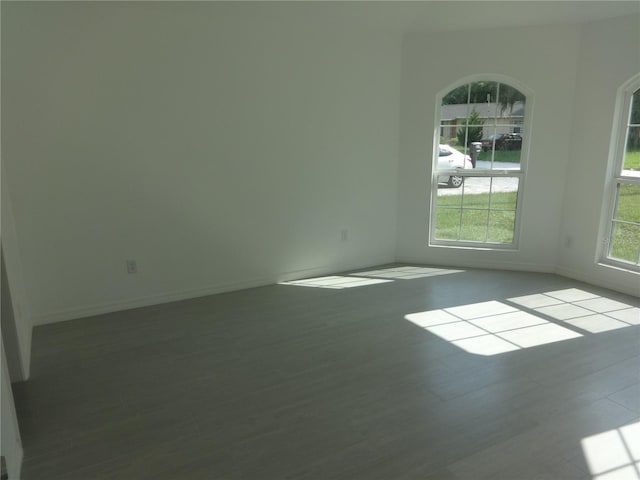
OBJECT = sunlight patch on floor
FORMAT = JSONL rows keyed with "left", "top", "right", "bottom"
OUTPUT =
{"left": 406, "top": 301, "right": 582, "bottom": 356}
{"left": 279, "top": 276, "right": 393, "bottom": 289}
{"left": 581, "top": 421, "right": 640, "bottom": 479}
{"left": 280, "top": 266, "right": 462, "bottom": 289}
{"left": 509, "top": 289, "right": 639, "bottom": 333}
{"left": 353, "top": 266, "right": 464, "bottom": 280}
{"left": 407, "top": 289, "right": 638, "bottom": 356}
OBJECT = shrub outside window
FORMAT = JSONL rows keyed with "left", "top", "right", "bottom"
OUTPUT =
{"left": 431, "top": 78, "right": 530, "bottom": 249}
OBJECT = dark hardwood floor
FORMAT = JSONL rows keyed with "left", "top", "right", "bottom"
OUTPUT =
{"left": 12, "top": 266, "right": 640, "bottom": 479}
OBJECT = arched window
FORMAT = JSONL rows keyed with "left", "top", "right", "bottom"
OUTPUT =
{"left": 600, "top": 76, "right": 640, "bottom": 270}
{"left": 431, "top": 77, "right": 531, "bottom": 249}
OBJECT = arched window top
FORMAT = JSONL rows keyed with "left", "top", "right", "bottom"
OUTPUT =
{"left": 436, "top": 74, "right": 534, "bottom": 103}
{"left": 618, "top": 72, "right": 640, "bottom": 93}
{"left": 437, "top": 78, "right": 530, "bottom": 171}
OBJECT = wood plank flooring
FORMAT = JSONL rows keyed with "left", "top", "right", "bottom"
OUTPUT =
{"left": 12, "top": 266, "right": 640, "bottom": 479}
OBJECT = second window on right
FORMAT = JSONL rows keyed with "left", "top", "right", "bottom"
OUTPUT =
{"left": 602, "top": 82, "right": 640, "bottom": 270}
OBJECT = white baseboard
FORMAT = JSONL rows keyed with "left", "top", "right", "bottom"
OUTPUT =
{"left": 30, "top": 255, "right": 638, "bottom": 327}
{"left": 397, "top": 256, "right": 639, "bottom": 297}
{"left": 7, "top": 446, "right": 22, "bottom": 480}
{"left": 32, "top": 276, "right": 274, "bottom": 326}
{"left": 32, "top": 255, "right": 393, "bottom": 326}
{"left": 554, "top": 265, "right": 640, "bottom": 297}
{"left": 394, "top": 255, "right": 556, "bottom": 274}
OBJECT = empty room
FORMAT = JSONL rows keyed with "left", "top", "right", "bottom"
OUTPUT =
{"left": 1, "top": 1, "right": 639, "bottom": 479}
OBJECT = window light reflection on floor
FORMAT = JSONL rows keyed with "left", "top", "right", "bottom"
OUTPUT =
{"left": 581, "top": 421, "right": 640, "bottom": 479}
{"left": 280, "top": 276, "right": 393, "bottom": 289}
{"left": 280, "top": 266, "right": 463, "bottom": 289}
{"left": 406, "top": 301, "right": 583, "bottom": 356}
{"left": 508, "top": 288, "right": 639, "bottom": 333}
{"left": 406, "top": 289, "right": 638, "bottom": 356}
{"left": 353, "top": 266, "right": 464, "bottom": 280}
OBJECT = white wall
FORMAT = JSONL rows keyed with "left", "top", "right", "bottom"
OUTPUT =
{"left": 557, "top": 14, "right": 640, "bottom": 296}
{"left": 396, "top": 24, "right": 582, "bottom": 273}
{"left": 0, "top": 2, "right": 24, "bottom": 461}
{"left": 1, "top": 173, "right": 32, "bottom": 378}
{"left": 2, "top": 2, "right": 402, "bottom": 324}
{"left": 3, "top": 3, "right": 637, "bottom": 331}
{"left": 1, "top": 333, "right": 23, "bottom": 480}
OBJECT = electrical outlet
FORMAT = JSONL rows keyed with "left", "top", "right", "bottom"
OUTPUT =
{"left": 126, "top": 260, "right": 137, "bottom": 274}
{"left": 341, "top": 229, "right": 349, "bottom": 242}
{"left": 564, "top": 235, "right": 572, "bottom": 248}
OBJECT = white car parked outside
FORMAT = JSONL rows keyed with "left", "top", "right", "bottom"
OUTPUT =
{"left": 437, "top": 144, "right": 474, "bottom": 188}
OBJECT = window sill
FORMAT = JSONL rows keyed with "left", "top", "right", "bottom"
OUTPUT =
{"left": 428, "top": 242, "right": 520, "bottom": 253}
{"left": 596, "top": 260, "right": 640, "bottom": 275}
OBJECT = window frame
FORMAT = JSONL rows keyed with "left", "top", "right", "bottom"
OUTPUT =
{"left": 598, "top": 75, "right": 640, "bottom": 272}
{"left": 429, "top": 75, "right": 533, "bottom": 250}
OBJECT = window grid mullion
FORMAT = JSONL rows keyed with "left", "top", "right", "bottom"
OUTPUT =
{"left": 612, "top": 219, "right": 640, "bottom": 228}
{"left": 457, "top": 182, "right": 466, "bottom": 240}
{"left": 491, "top": 83, "right": 501, "bottom": 169}
{"left": 485, "top": 177, "right": 495, "bottom": 243}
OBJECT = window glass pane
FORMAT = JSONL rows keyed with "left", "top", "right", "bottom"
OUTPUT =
{"left": 434, "top": 175, "right": 520, "bottom": 245}
{"left": 472, "top": 83, "right": 525, "bottom": 170}
{"left": 488, "top": 211, "right": 516, "bottom": 243}
{"left": 460, "top": 210, "right": 489, "bottom": 241}
{"left": 439, "top": 84, "right": 469, "bottom": 151}
{"left": 478, "top": 134, "right": 523, "bottom": 168}
{"left": 614, "top": 184, "right": 640, "bottom": 223}
{"left": 461, "top": 179, "right": 491, "bottom": 209}
{"left": 610, "top": 183, "right": 640, "bottom": 266}
{"left": 470, "top": 81, "right": 498, "bottom": 104}
{"left": 630, "top": 88, "right": 640, "bottom": 126}
{"left": 490, "top": 178, "right": 520, "bottom": 210}
{"left": 603, "top": 83, "right": 639, "bottom": 271}
{"left": 439, "top": 81, "right": 525, "bottom": 171}
{"left": 624, "top": 126, "right": 640, "bottom": 174}
{"left": 610, "top": 222, "right": 640, "bottom": 264}
{"left": 435, "top": 207, "right": 461, "bottom": 240}
{"left": 436, "top": 186, "right": 462, "bottom": 207}
{"left": 498, "top": 83, "right": 526, "bottom": 121}
{"left": 436, "top": 145, "right": 472, "bottom": 173}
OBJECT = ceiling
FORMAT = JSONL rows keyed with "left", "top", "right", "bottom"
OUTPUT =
{"left": 269, "top": 1, "right": 640, "bottom": 33}
{"left": 191, "top": 0, "right": 638, "bottom": 34}
{"left": 5, "top": 1, "right": 640, "bottom": 35}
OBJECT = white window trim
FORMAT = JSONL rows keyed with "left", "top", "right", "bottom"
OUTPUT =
{"left": 598, "top": 74, "right": 640, "bottom": 272}
{"left": 429, "top": 74, "right": 534, "bottom": 251}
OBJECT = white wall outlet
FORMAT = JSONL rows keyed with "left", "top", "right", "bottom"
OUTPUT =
{"left": 126, "top": 260, "right": 137, "bottom": 274}
{"left": 564, "top": 235, "right": 572, "bottom": 248}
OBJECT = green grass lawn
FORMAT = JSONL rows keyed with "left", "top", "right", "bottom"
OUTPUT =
{"left": 610, "top": 184, "right": 640, "bottom": 263}
{"left": 435, "top": 186, "right": 639, "bottom": 261}
{"left": 625, "top": 150, "right": 640, "bottom": 170}
{"left": 435, "top": 191, "right": 517, "bottom": 243}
